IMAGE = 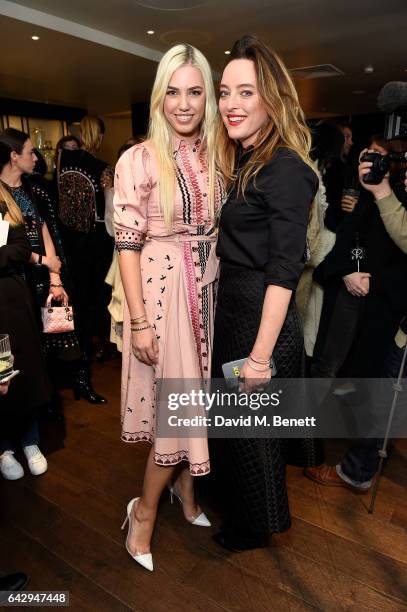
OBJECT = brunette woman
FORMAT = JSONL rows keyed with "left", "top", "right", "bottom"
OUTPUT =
{"left": 211, "top": 35, "right": 323, "bottom": 551}
{"left": 0, "top": 129, "right": 84, "bottom": 415}
{"left": 0, "top": 177, "right": 50, "bottom": 479}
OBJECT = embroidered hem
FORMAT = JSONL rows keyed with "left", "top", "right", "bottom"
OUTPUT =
{"left": 115, "top": 229, "right": 144, "bottom": 252}
{"left": 121, "top": 432, "right": 210, "bottom": 475}
{"left": 116, "top": 241, "right": 142, "bottom": 252}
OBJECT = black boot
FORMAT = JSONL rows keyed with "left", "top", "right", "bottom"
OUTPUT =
{"left": 73, "top": 366, "right": 107, "bottom": 404}
{"left": 0, "top": 572, "right": 29, "bottom": 592}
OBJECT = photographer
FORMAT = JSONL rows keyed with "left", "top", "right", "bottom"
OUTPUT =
{"left": 312, "top": 137, "right": 407, "bottom": 378}
{"left": 305, "top": 149, "right": 407, "bottom": 492}
{"left": 358, "top": 153, "right": 407, "bottom": 353}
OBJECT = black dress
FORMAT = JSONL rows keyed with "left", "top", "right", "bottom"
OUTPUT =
{"left": 211, "top": 148, "right": 323, "bottom": 546}
{"left": 57, "top": 149, "right": 114, "bottom": 357}
{"left": 4, "top": 178, "right": 81, "bottom": 362}
{"left": 0, "top": 223, "right": 50, "bottom": 434}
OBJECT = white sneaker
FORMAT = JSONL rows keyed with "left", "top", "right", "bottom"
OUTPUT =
{"left": 0, "top": 451, "right": 24, "bottom": 480}
{"left": 23, "top": 445, "right": 48, "bottom": 476}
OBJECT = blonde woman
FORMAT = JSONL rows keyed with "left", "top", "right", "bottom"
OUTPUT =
{"left": 0, "top": 177, "right": 50, "bottom": 480}
{"left": 114, "top": 44, "right": 222, "bottom": 571}
{"left": 211, "top": 35, "right": 323, "bottom": 551}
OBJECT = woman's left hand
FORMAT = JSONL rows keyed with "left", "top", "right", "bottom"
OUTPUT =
{"left": 49, "top": 285, "right": 69, "bottom": 305}
{"left": 238, "top": 360, "right": 272, "bottom": 394}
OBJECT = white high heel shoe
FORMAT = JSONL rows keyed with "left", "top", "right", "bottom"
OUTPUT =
{"left": 168, "top": 486, "right": 211, "bottom": 527}
{"left": 121, "top": 497, "right": 154, "bottom": 572}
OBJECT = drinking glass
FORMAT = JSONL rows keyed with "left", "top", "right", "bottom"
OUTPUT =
{"left": 0, "top": 334, "right": 13, "bottom": 380}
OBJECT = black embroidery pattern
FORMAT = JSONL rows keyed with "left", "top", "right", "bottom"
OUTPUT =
{"left": 154, "top": 450, "right": 210, "bottom": 475}
{"left": 122, "top": 430, "right": 153, "bottom": 443}
{"left": 176, "top": 168, "right": 191, "bottom": 224}
{"left": 59, "top": 169, "right": 97, "bottom": 233}
{"left": 115, "top": 229, "right": 143, "bottom": 252}
{"left": 121, "top": 143, "right": 221, "bottom": 475}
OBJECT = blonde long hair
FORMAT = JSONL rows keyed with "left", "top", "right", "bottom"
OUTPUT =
{"left": 216, "top": 35, "right": 315, "bottom": 194}
{"left": 148, "top": 44, "right": 218, "bottom": 229}
{"left": 80, "top": 115, "right": 105, "bottom": 152}
{"left": 0, "top": 183, "right": 24, "bottom": 226}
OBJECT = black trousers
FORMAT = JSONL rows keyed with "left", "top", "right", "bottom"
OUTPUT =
{"left": 340, "top": 337, "right": 407, "bottom": 483}
{"left": 312, "top": 283, "right": 363, "bottom": 378}
{"left": 62, "top": 224, "right": 113, "bottom": 357}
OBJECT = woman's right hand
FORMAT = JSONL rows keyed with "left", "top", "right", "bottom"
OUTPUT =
{"left": 43, "top": 254, "right": 61, "bottom": 274}
{"left": 132, "top": 327, "right": 159, "bottom": 366}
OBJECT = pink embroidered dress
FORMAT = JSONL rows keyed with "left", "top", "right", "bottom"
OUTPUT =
{"left": 114, "top": 137, "right": 222, "bottom": 476}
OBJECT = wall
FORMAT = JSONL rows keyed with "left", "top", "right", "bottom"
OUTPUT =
{"left": 97, "top": 114, "right": 133, "bottom": 166}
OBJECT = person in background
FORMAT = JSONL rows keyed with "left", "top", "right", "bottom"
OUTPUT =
{"left": 324, "top": 122, "right": 359, "bottom": 230}
{"left": 312, "top": 135, "right": 407, "bottom": 379}
{"left": 105, "top": 138, "right": 141, "bottom": 351}
{"left": 55, "top": 134, "right": 80, "bottom": 162}
{"left": 58, "top": 115, "right": 114, "bottom": 384}
{"left": 341, "top": 123, "right": 354, "bottom": 159}
{"left": 211, "top": 34, "right": 323, "bottom": 552}
{"left": 0, "top": 179, "right": 50, "bottom": 480}
{"left": 296, "top": 123, "right": 337, "bottom": 362}
{"left": 305, "top": 146, "right": 407, "bottom": 491}
{"left": 53, "top": 135, "right": 81, "bottom": 196}
{"left": 0, "top": 129, "right": 100, "bottom": 415}
{"left": 0, "top": 379, "right": 30, "bottom": 594}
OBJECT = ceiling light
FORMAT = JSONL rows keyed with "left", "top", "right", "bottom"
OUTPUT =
{"left": 31, "top": 35, "right": 40, "bottom": 41}
{"left": 224, "top": 50, "right": 230, "bottom": 55}
{"left": 147, "top": 30, "right": 155, "bottom": 35}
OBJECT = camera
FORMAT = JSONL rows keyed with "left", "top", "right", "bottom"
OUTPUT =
{"left": 362, "top": 81, "right": 407, "bottom": 184}
{"left": 360, "top": 151, "right": 407, "bottom": 184}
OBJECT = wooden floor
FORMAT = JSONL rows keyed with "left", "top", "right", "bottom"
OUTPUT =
{"left": 1, "top": 356, "right": 406, "bottom": 611}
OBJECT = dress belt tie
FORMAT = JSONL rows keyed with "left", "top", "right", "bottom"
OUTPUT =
{"left": 146, "top": 234, "right": 216, "bottom": 244}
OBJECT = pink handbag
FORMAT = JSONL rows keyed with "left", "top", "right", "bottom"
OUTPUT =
{"left": 41, "top": 295, "right": 74, "bottom": 334}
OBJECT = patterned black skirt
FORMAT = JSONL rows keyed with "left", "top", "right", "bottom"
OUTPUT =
{"left": 211, "top": 263, "right": 323, "bottom": 539}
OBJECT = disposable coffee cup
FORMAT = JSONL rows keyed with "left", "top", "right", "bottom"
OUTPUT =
{"left": 342, "top": 188, "right": 360, "bottom": 200}
{"left": 0, "top": 214, "right": 9, "bottom": 247}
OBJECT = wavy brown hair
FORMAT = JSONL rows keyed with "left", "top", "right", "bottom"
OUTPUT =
{"left": 216, "top": 35, "right": 315, "bottom": 194}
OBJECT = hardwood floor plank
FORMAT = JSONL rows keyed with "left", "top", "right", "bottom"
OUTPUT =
{"left": 158, "top": 502, "right": 407, "bottom": 611}
{"left": 275, "top": 518, "right": 407, "bottom": 604}
{"left": 205, "top": 545, "right": 405, "bottom": 612}
{"left": 287, "top": 466, "right": 402, "bottom": 523}
{"left": 182, "top": 554, "right": 319, "bottom": 612}
{"left": 0, "top": 524, "right": 131, "bottom": 611}
{"left": 35, "top": 514, "right": 232, "bottom": 612}
{"left": 288, "top": 486, "right": 407, "bottom": 564}
{"left": 391, "top": 503, "right": 407, "bottom": 531}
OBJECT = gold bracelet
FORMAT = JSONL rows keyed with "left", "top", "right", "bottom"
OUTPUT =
{"left": 249, "top": 353, "right": 270, "bottom": 365}
{"left": 131, "top": 324, "right": 152, "bottom": 332}
{"left": 130, "top": 315, "right": 147, "bottom": 323}
{"left": 247, "top": 357, "right": 271, "bottom": 372}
